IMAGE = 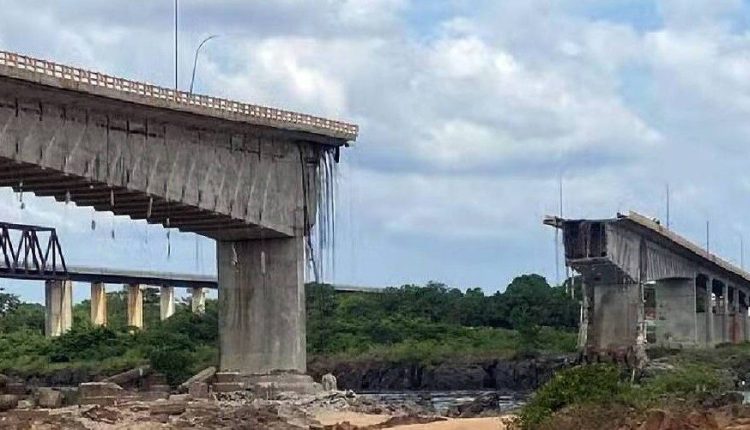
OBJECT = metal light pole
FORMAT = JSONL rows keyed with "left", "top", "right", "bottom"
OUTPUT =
{"left": 174, "top": 0, "right": 179, "bottom": 92}
{"left": 189, "top": 35, "right": 220, "bottom": 94}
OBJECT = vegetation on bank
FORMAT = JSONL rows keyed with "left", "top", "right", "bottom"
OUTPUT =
{"left": 0, "top": 274, "right": 577, "bottom": 385}
{"left": 516, "top": 345, "right": 750, "bottom": 429}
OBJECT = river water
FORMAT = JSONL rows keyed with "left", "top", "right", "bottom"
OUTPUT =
{"left": 357, "top": 390, "right": 526, "bottom": 415}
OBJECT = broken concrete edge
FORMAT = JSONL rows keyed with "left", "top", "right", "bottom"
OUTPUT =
{"left": 178, "top": 366, "right": 217, "bottom": 392}
{"left": 103, "top": 365, "right": 152, "bottom": 385}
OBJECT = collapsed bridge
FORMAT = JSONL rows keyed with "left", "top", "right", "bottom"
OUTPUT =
{"left": 545, "top": 211, "right": 750, "bottom": 357}
{"left": 0, "top": 50, "right": 358, "bottom": 389}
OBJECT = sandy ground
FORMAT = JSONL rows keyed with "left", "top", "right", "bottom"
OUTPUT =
{"left": 314, "top": 411, "right": 512, "bottom": 430}
{"left": 390, "top": 417, "right": 511, "bottom": 430}
{"left": 315, "top": 410, "right": 392, "bottom": 426}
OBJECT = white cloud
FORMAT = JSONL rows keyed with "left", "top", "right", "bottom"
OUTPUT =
{"left": 1, "top": 0, "right": 750, "bottom": 290}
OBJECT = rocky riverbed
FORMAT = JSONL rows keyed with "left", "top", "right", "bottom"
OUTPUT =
{"left": 0, "top": 389, "right": 515, "bottom": 429}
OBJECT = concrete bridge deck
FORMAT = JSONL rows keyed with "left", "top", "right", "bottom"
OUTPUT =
{"left": 546, "top": 211, "right": 750, "bottom": 359}
{"left": 0, "top": 49, "right": 358, "bottom": 384}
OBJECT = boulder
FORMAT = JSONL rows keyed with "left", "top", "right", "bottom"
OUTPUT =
{"left": 179, "top": 366, "right": 216, "bottom": 392}
{"left": 4, "top": 383, "right": 27, "bottom": 396}
{"left": 188, "top": 382, "right": 209, "bottom": 399}
{"left": 36, "top": 388, "right": 63, "bottom": 409}
{"left": 150, "top": 400, "right": 187, "bottom": 416}
{"left": 0, "top": 394, "right": 18, "bottom": 412}
{"left": 322, "top": 373, "right": 338, "bottom": 391}
{"left": 79, "top": 382, "right": 123, "bottom": 399}
{"left": 103, "top": 365, "right": 151, "bottom": 387}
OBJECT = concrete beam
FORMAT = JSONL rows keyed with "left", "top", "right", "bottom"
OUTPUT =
{"left": 160, "top": 287, "right": 175, "bottom": 320}
{"left": 126, "top": 284, "right": 144, "bottom": 329}
{"left": 90, "top": 282, "right": 107, "bottom": 326}
{"left": 218, "top": 236, "right": 306, "bottom": 374}
{"left": 45, "top": 279, "right": 72, "bottom": 337}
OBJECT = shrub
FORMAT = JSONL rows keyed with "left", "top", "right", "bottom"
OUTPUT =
{"left": 519, "top": 364, "right": 630, "bottom": 428}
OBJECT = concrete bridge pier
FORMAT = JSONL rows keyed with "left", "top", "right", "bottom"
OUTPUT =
{"left": 91, "top": 282, "right": 107, "bottom": 326}
{"left": 704, "top": 276, "right": 715, "bottom": 346}
{"left": 126, "top": 284, "right": 144, "bottom": 329}
{"left": 191, "top": 288, "right": 206, "bottom": 315}
{"left": 45, "top": 280, "right": 73, "bottom": 337}
{"left": 654, "top": 278, "right": 698, "bottom": 347}
{"left": 160, "top": 287, "right": 175, "bottom": 320}
{"left": 588, "top": 282, "right": 643, "bottom": 355}
{"left": 218, "top": 236, "right": 315, "bottom": 391}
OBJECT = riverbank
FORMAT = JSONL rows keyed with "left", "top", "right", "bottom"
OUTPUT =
{"left": 515, "top": 344, "right": 750, "bottom": 429}
{"left": 309, "top": 354, "right": 576, "bottom": 392}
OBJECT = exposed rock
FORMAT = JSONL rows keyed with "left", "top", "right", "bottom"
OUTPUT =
{"left": 0, "top": 373, "right": 8, "bottom": 391}
{"left": 322, "top": 373, "right": 338, "bottom": 391}
{"left": 169, "top": 393, "right": 192, "bottom": 402}
{"left": 212, "top": 381, "right": 244, "bottom": 393}
{"left": 103, "top": 365, "right": 151, "bottom": 386}
{"left": 310, "top": 355, "right": 576, "bottom": 391}
{"left": 81, "top": 405, "right": 122, "bottom": 424}
{"left": 179, "top": 366, "right": 216, "bottom": 391}
{"left": 150, "top": 400, "right": 187, "bottom": 415}
{"left": 4, "top": 382, "right": 27, "bottom": 396}
{"left": 0, "top": 394, "right": 18, "bottom": 412}
{"left": 36, "top": 387, "right": 63, "bottom": 409}
{"left": 189, "top": 382, "right": 210, "bottom": 399}
{"left": 215, "top": 371, "right": 239, "bottom": 383}
{"left": 79, "top": 381, "right": 123, "bottom": 399}
{"left": 448, "top": 392, "right": 507, "bottom": 418}
{"left": 16, "top": 399, "right": 35, "bottom": 409}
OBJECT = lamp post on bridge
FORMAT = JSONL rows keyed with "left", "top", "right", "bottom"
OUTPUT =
{"left": 189, "top": 34, "right": 220, "bottom": 94}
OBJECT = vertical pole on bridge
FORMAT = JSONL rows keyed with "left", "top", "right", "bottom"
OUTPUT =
{"left": 126, "top": 284, "right": 144, "bottom": 330}
{"left": 160, "top": 287, "right": 176, "bottom": 320}
{"left": 705, "top": 277, "right": 714, "bottom": 347}
{"left": 90, "top": 282, "right": 107, "bottom": 326}
{"left": 45, "top": 280, "right": 72, "bottom": 337}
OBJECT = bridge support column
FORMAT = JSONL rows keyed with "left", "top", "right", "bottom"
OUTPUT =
{"left": 723, "top": 283, "right": 730, "bottom": 343}
{"left": 585, "top": 282, "right": 642, "bottom": 359}
{"left": 705, "top": 278, "right": 714, "bottom": 346}
{"left": 45, "top": 280, "right": 72, "bottom": 337}
{"left": 218, "top": 236, "right": 307, "bottom": 377}
{"left": 191, "top": 288, "right": 206, "bottom": 315}
{"left": 732, "top": 287, "right": 741, "bottom": 343}
{"left": 126, "top": 284, "right": 144, "bottom": 329}
{"left": 90, "top": 282, "right": 107, "bottom": 326}
{"left": 654, "top": 278, "right": 697, "bottom": 347}
{"left": 160, "top": 287, "right": 175, "bottom": 320}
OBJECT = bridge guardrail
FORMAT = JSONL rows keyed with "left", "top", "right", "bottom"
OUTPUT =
{"left": 0, "top": 50, "right": 358, "bottom": 141}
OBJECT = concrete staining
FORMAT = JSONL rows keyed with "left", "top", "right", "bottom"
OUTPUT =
{"left": 0, "top": 51, "right": 358, "bottom": 383}
{"left": 547, "top": 211, "right": 750, "bottom": 360}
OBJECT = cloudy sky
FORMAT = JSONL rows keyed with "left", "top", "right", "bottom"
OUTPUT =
{"left": 1, "top": 0, "right": 750, "bottom": 302}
